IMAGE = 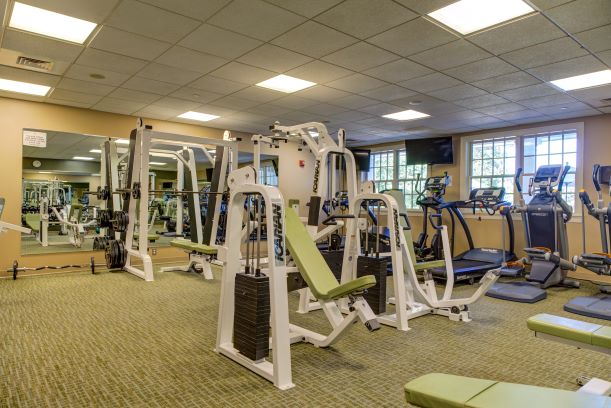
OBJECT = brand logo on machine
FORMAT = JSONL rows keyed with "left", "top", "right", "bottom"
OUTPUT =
{"left": 272, "top": 203, "right": 285, "bottom": 263}
{"left": 393, "top": 208, "right": 401, "bottom": 247}
{"left": 313, "top": 160, "right": 320, "bottom": 194}
{"left": 481, "top": 248, "right": 499, "bottom": 253}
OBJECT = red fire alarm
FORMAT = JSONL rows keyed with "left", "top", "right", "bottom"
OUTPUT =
{"left": 299, "top": 160, "right": 305, "bottom": 168}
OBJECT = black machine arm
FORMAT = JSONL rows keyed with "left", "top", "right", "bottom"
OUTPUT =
{"left": 557, "top": 165, "right": 571, "bottom": 192}
{"left": 593, "top": 164, "right": 602, "bottom": 192}
{"left": 428, "top": 213, "right": 443, "bottom": 231}
{"left": 321, "top": 214, "right": 355, "bottom": 226}
{"left": 514, "top": 168, "right": 523, "bottom": 194}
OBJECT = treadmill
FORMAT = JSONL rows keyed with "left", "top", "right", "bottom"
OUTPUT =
{"left": 565, "top": 164, "right": 611, "bottom": 320}
{"left": 431, "top": 187, "right": 518, "bottom": 283}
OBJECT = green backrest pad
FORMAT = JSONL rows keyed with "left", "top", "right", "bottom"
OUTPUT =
{"left": 405, "top": 373, "right": 611, "bottom": 408}
{"left": 170, "top": 239, "right": 217, "bottom": 255}
{"left": 68, "top": 204, "right": 83, "bottom": 221}
{"left": 285, "top": 207, "right": 342, "bottom": 300}
{"left": 24, "top": 213, "right": 40, "bottom": 232}
{"left": 527, "top": 313, "right": 611, "bottom": 350}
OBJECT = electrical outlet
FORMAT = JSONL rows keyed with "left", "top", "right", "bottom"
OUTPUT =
{"left": 152, "top": 248, "right": 157, "bottom": 255}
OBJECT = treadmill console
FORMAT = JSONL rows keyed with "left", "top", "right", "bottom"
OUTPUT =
{"left": 533, "top": 164, "right": 561, "bottom": 183}
{"left": 597, "top": 165, "right": 611, "bottom": 186}
{"left": 468, "top": 188, "right": 506, "bottom": 205}
{"left": 424, "top": 176, "right": 448, "bottom": 193}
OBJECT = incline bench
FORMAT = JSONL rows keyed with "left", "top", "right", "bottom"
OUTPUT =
{"left": 160, "top": 239, "right": 217, "bottom": 280}
{"left": 405, "top": 314, "right": 610, "bottom": 407}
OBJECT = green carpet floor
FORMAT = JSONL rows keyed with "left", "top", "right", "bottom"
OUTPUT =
{"left": 0, "top": 267, "right": 608, "bottom": 407}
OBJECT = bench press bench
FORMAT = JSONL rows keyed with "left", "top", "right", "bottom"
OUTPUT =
{"left": 404, "top": 314, "right": 610, "bottom": 407}
{"left": 160, "top": 239, "right": 217, "bottom": 279}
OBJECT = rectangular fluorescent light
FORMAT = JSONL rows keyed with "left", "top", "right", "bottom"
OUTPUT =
{"left": 550, "top": 70, "right": 611, "bottom": 91}
{"left": 178, "top": 111, "right": 220, "bottom": 122}
{"left": 256, "top": 74, "right": 316, "bottom": 93}
{"left": 428, "top": 0, "right": 534, "bottom": 35}
{"left": 149, "top": 162, "right": 167, "bottom": 166}
{"left": 89, "top": 149, "right": 102, "bottom": 153}
{"left": 72, "top": 156, "right": 94, "bottom": 161}
{"left": 116, "top": 139, "right": 130, "bottom": 145}
{"left": 9, "top": 2, "right": 97, "bottom": 44}
{"left": 0, "top": 78, "right": 50, "bottom": 96}
{"left": 383, "top": 109, "right": 430, "bottom": 121}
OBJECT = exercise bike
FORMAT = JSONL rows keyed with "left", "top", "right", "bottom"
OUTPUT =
{"left": 413, "top": 172, "right": 450, "bottom": 261}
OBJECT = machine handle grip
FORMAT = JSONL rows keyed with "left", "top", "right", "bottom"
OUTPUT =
{"left": 593, "top": 164, "right": 602, "bottom": 192}
{"left": 321, "top": 214, "right": 355, "bottom": 225}
{"left": 514, "top": 168, "right": 523, "bottom": 193}
{"left": 558, "top": 165, "right": 571, "bottom": 192}
{"left": 399, "top": 213, "right": 412, "bottom": 230}
{"left": 428, "top": 213, "right": 443, "bottom": 230}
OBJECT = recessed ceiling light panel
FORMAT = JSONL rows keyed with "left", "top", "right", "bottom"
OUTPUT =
{"left": 383, "top": 109, "right": 430, "bottom": 121}
{"left": 9, "top": 2, "right": 97, "bottom": 44}
{"left": 256, "top": 75, "right": 316, "bottom": 93}
{"left": 0, "top": 78, "right": 50, "bottom": 96}
{"left": 72, "top": 156, "right": 94, "bottom": 161}
{"left": 550, "top": 70, "right": 611, "bottom": 91}
{"left": 428, "top": 0, "right": 534, "bottom": 35}
{"left": 89, "top": 149, "right": 102, "bottom": 153}
{"left": 178, "top": 111, "right": 220, "bottom": 122}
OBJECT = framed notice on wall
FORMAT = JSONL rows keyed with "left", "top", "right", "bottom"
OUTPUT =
{"left": 23, "top": 130, "right": 47, "bottom": 148}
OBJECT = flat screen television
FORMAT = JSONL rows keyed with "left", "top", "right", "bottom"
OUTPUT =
{"left": 404, "top": 136, "right": 453, "bottom": 165}
{"left": 349, "top": 148, "right": 371, "bottom": 172}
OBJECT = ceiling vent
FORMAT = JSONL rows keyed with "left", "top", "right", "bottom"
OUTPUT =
{"left": 16, "top": 56, "right": 54, "bottom": 71}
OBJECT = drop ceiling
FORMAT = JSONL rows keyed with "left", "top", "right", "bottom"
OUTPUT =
{"left": 0, "top": 0, "right": 610, "bottom": 146}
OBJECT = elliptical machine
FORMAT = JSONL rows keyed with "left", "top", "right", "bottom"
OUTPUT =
{"left": 486, "top": 164, "right": 579, "bottom": 303}
{"left": 565, "top": 164, "right": 611, "bottom": 320}
{"left": 414, "top": 172, "right": 450, "bottom": 261}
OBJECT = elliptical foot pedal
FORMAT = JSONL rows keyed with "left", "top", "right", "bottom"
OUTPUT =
{"left": 564, "top": 295, "right": 611, "bottom": 321}
{"left": 486, "top": 282, "right": 547, "bottom": 303}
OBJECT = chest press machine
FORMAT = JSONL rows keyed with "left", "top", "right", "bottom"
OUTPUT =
{"left": 216, "top": 166, "right": 379, "bottom": 390}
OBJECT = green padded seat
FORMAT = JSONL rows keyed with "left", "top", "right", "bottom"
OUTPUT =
{"left": 527, "top": 313, "right": 611, "bottom": 350}
{"left": 134, "top": 233, "right": 160, "bottom": 242}
{"left": 285, "top": 207, "right": 375, "bottom": 301}
{"left": 170, "top": 239, "right": 217, "bottom": 255}
{"left": 405, "top": 373, "right": 611, "bottom": 408}
{"left": 25, "top": 213, "right": 40, "bottom": 232}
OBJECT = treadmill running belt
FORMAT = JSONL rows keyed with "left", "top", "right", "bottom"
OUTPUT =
{"left": 431, "top": 260, "right": 500, "bottom": 278}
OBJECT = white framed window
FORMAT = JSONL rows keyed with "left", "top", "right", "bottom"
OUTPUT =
{"left": 259, "top": 163, "right": 278, "bottom": 186}
{"left": 368, "top": 150, "right": 394, "bottom": 193}
{"left": 461, "top": 122, "right": 584, "bottom": 214}
{"left": 397, "top": 150, "right": 428, "bottom": 209}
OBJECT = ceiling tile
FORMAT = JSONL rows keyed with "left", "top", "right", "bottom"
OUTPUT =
{"left": 398, "top": 72, "right": 462, "bottom": 93}
{"left": 21, "top": 0, "right": 119, "bottom": 22}
{"left": 93, "top": 97, "right": 147, "bottom": 114}
{"left": 444, "top": 57, "right": 517, "bottom": 83}
{"left": 294, "top": 85, "right": 350, "bottom": 101}
{"left": 108, "top": 88, "right": 161, "bottom": 104}
{"left": 170, "top": 87, "right": 224, "bottom": 104}
{"left": 494, "top": 109, "right": 545, "bottom": 121}
{"left": 211, "top": 95, "right": 261, "bottom": 110}
{"left": 367, "top": 17, "right": 458, "bottom": 57}
{"left": 50, "top": 89, "right": 102, "bottom": 105}
{"left": 428, "top": 84, "right": 488, "bottom": 101}
{"left": 326, "top": 73, "right": 387, "bottom": 93}
{"left": 90, "top": 26, "right": 171, "bottom": 61}
{"left": 391, "top": 95, "right": 461, "bottom": 114}
{"left": 519, "top": 93, "right": 577, "bottom": 108}
{"left": 56, "top": 78, "right": 114, "bottom": 96}
{"left": 501, "top": 37, "right": 589, "bottom": 70}
{"left": 138, "top": 0, "right": 231, "bottom": 21}
{"left": 122, "top": 77, "right": 181, "bottom": 95}
{"left": 361, "top": 85, "right": 417, "bottom": 102}
{"left": 237, "top": 44, "right": 313, "bottom": 73}
{"left": 455, "top": 94, "right": 509, "bottom": 109}
{"left": 152, "top": 97, "right": 201, "bottom": 111}
{"left": 471, "top": 71, "right": 541, "bottom": 93}
{"left": 410, "top": 40, "right": 492, "bottom": 71}
{"left": 76, "top": 48, "right": 147, "bottom": 76}
{"left": 133, "top": 104, "right": 183, "bottom": 120}
{"left": 272, "top": 95, "right": 318, "bottom": 110}
{"left": 138, "top": 63, "right": 203, "bottom": 86}
{"left": 598, "top": 50, "right": 611, "bottom": 66}
{"left": 528, "top": 0, "right": 573, "bottom": 10}
{"left": 393, "top": 0, "right": 456, "bottom": 14}
{"left": 285, "top": 60, "right": 353, "bottom": 84}
{"left": 190, "top": 105, "right": 238, "bottom": 117}
{"left": 496, "top": 83, "right": 559, "bottom": 101}
{"left": 469, "top": 14, "right": 565, "bottom": 55}
{"left": 2, "top": 29, "right": 82, "bottom": 63}
{"left": 568, "top": 84, "right": 611, "bottom": 107}
{"left": 246, "top": 102, "right": 292, "bottom": 116}
{"left": 322, "top": 42, "right": 398, "bottom": 72}
{"left": 535, "top": 101, "right": 592, "bottom": 115}
{"left": 106, "top": 0, "right": 200, "bottom": 42}
{"left": 465, "top": 115, "right": 508, "bottom": 128}
{"left": 526, "top": 55, "right": 607, "bottom": 81}
{"left": 329, "top": 110, "right": 375, "bottom": 122}
{"left": 364, "top": 59, "right": 433, "bottom": 83}
{"left": 272, "top": 21, "right": 358, "bottom": 59}
{"left": 179, "top": 24, "right": 263, "bottom": 60}
{"left": 332, "top": 94, "right": 380, "bottom": 109}
{"left": 315, "top": 0, "right": 417, "bottom": 39}
{"left": 302, "top": 103, "right": 348, "bottom": 116}
{"left": 45, "top": 98, "right": 92, "bottom": 109}
{"left": 188, "top": 75, "right": 248, "bottom": 94}
{"left": 549, "top": 108, "right": 602, "bottom": 119}
{"left": 574, "top": 25, "right": 611, "bottom": 53}
{"left": 208, "top": 0, "right": 305, "bottom": 41}
{"left": 440, "top": 110, "right": 486, "bottom": 121}
{"left": 264, "top": 0, "right": 343, "bottom": 17}
{"left": 64, "top": 64, "right": 130, "bottom": 87}
{"left": 231, "top": 86, "right": 285, "bottom": 103}
{"left": 155, "top": 46, "right": 228, "bottom": 75}
{"left": 358, "top": 102, "right": 403, "bottom": 116}
{"left": 209, "top": 62, "right": 276, "bottom": 85}
{"left": 545, "top": 0, "right": 611, "bottom": 33}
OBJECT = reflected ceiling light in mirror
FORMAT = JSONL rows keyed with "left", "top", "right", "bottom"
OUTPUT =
{"left": 72, "top": 156, "right": 94, "bottom": 161}
{"left": 178, "top": 111, "right": 219, "bottom": 122}
{"left": 149, "top": 162, "right": 167, "bottom": 166}
{"left": 89, "top": 149, "right": 102, "bottom": 153}
{"left": 382, "top": 109, "right": 430, "bottom": 121}
{"left": 0, "top": 78, "right": 50, "bottom": 96}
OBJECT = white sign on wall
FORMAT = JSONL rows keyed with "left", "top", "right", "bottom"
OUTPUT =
{"left": 23, "top": 131, "right": 47, "bottom": 148}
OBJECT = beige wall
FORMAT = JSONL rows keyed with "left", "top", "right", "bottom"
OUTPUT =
{"left": 0, "top": 96, "right": 249, "bottom": 271}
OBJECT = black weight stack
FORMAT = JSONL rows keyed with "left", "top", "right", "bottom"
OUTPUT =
{"left": 321, "top": 250, "right": 344, "bottom": 281}
{"left": 357, "top": 256, "right": 387, "bottom": 315}
{"left": 233, "top": 273, "right": 270, "bottom": 361}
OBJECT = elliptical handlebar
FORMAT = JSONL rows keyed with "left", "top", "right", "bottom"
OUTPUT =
{"left": 514, "top": 168, "right": 523, "bottom": 193}
{"left": 592, "top": 164, "right": 602, "bottom": 192}
{"left": 557, "top": 165, "right": 571, "bottom": 192}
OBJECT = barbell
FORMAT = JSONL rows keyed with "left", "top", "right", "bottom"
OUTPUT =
{"left": 86, "top": 183, "right": 224, "bottom": 202}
